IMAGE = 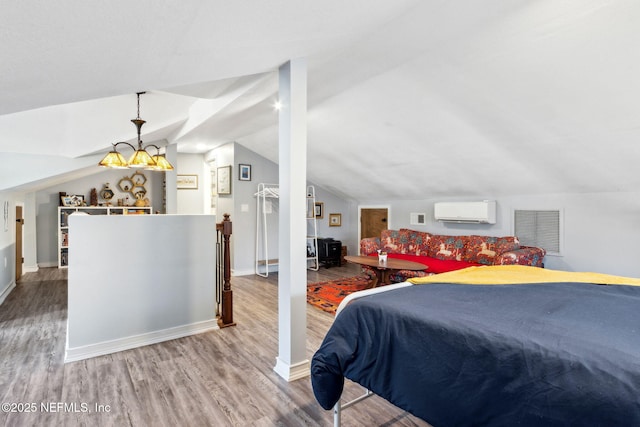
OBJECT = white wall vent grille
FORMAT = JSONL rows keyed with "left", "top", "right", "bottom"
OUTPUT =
{"left": 410, "top": 212, "right": 426, "bottom": 225}
{"left": 514, "top": 210, "right": 561, "bottom": 255}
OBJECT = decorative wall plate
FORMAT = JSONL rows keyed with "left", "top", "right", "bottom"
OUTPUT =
{"left": 131, "top": 171, "right": 147, "bottom": 186}
{"left": 100, "top": 184, "right": 114, "bottom": 200}
{"left": 118, "top": 177, "right": 134, "bottom": 193}
{"left": 119, "top": 172, "right": 148, "bottom": 198}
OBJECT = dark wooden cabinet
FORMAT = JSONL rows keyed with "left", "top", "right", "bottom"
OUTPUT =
{"left": 317, "top": 238, "right": 342, "bottom": 268}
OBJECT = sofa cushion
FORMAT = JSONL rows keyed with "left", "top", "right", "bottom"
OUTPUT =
{"left": 381, "top": 229, "right": 414, "bottom": 254}
{"left": 368, "top": 252, "right": 480, "bottom": 274}
{"left": 399, "top": 228, "right": 431, "bottom": 255}
{"left": 421, "top": 257, "right": 481, "bottom": 274}
{"left": 360, "top": 237, "right": 381, "bottom": 255}
{"left": 427, "top": 235, "right": 468, "bottom": 261}
{"left": 464, "top": 235, "right": 520, "bottom": 265}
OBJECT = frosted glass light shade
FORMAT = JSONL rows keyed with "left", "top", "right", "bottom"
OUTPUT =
{"left": 151, "top": 154, "right": 174, "bottom": 171}
{"left": 128, "top": 149, "right": 156, "bottom": 168}
{"left": 98, "top": 151, "right": 129, "bottom": 169}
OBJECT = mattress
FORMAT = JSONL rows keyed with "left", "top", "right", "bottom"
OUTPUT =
{"left": 311, "top": 281, "right": 640, "bottom": 426}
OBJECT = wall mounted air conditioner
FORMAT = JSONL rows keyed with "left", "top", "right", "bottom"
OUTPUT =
{"left": 434, "top": 200, "right": 497, "bottom": 224}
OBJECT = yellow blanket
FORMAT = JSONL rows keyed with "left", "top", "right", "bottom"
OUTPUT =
{"left": 408, "top": 265, "right": 640, "bottom": 286}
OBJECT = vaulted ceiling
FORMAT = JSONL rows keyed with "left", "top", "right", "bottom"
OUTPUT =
{"left": 1, "top": 1, "right": 639, "bottom": 199}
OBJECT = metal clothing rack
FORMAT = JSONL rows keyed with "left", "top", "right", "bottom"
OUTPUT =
{"left": 255, "top": 183, "right": 279, "bottom": 277}
{"left": 254, "top": 183, "right": 319, "bottom": 277}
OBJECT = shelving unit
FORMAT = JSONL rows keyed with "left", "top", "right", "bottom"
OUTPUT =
{"left": 254, "top": 183, "right": 319, "bottom": 277}
{"left": 306, "top": 185, "right": 319, "bottom": 271}
{"left": 58, "top": 206, "right": 152, "bottom": 268}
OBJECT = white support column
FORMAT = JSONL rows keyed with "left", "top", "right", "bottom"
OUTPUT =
{"left": 274, "top": 58, "right": 310, "bottom": 381}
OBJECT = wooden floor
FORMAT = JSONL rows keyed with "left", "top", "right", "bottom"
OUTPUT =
{"left": 0, "top": 265, "right": 431, "bottom": 427}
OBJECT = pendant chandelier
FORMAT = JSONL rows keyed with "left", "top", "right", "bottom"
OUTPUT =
{"left": 98, "top": 92, "right": 174, "bottom": 171}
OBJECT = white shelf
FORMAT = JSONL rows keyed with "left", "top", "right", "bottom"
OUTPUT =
{"left": 306, "top": 186, "right": 319, "bottom": 271}
{"left": 58, "top": 206, "right": 152, "bottom": 268}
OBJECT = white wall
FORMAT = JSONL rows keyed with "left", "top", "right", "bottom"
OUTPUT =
{"left": 211, "top": 143, "right": 236, "bottom": 222}
{"left": 313, "top": 187, "right": 358, "bottom": 256}
{"left": 223, "top": 143, "right": 354, "bottom": 275}
{"left": 22, "top": 193, "right": 38, "bottom": 272}
{"left": 176, "top": 153, "right": 207, "bottom": 214}
{"left": 0, "top": 192, "right": 18, "bottom": 303}
{"left": 66, "top": 214, "right": 217, "bottom": 362}
{"left": 0, "top": 190, "right": 39, "bottom": 304}
{"left": 357, "top": 191, "right": 640, "bottom": 278}
{"left": 231, "top": 143, "right": 276, "bottom": 275}
{"left": 6, "top": 149, "right": 639, "bottom": 305}
{"left": 0, "top": 153, "right": 103, "bottom": 192}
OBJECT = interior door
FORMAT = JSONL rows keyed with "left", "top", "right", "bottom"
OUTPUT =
{"left": 15, "top": 205, "right": 23, "bottom": 282}
{"left": 360, "top": 208, "right": 388, "bottom": 251}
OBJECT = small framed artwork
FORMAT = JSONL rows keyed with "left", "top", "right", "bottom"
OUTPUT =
{"left": 61, "top": 195, "right": 84, "bottom": 207}
{"left": 217, "top": 166, "right": 231, "bottom": 195}
{"left": 329, "top": 213, "right": 342, "bottom": 227}
{"left": 209, "top": 163, "right": 217, "bottom": 213}
{"left": 3, "top": 201, "right": 8, "bottom": 232}
{"left": 61, "top": 196, "right": 73, "bottom": 207}
{"left": 70, "top": 195, "right": 84, "bottom": 206}
{"left": 239, "top": 164, "right": 251, "bottom": 181}
{"left": 177, "top": 174, "right": 198, "bottom": 190}
{"left": 314, "top": 202, "right": 324, "bottom": 219}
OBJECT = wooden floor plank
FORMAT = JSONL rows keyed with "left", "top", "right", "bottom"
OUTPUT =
{"left": 0, "top": 266, "right": 431, "bottom": 427}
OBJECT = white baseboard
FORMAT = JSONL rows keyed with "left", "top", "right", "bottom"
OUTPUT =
{"left": 0, "top": 281, "right": 16, "bottom": 305}
{"left": 232, "top": 268, "right": 258, "bottom": 276}
{"left": 23, "top": 265, "right": 38, "bottom": 273}
{"left": 273, "top": 357, "right": 310, "bottom": 382}
{"left": 64, "top": 319, "right": 219, "bottom": 363}
{"left": 236, "top": 265, "right": 280, "bottom": 277}
{"left": 38, "top": 261, "right": 57, "bottom": 268}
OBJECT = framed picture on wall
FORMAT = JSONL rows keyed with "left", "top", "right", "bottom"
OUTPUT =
{"left": 217, "top": 166, "right": 231, "bottom": 195}
{"left": 177, "top": 174, "right": 198, "bottom": 190}
{"left": 329, "top": 213, "right": 342, "bottom": 227}
{"left": 314, "top": 202, "right": 324, "bottom": 219}
{"left": 70, "top": 195, "right": 84, "bottom": 206}
{"left": 239, "top": 164, "right": 251, "bottom": 181}
{"left": 61, "top": 195, "right": 84, "bottom": 207}
{"left": 4, "top": 201, "right": 8, "bottom": 231}
{"left": 209, "top": 162, "right": 217, "bottom": 213}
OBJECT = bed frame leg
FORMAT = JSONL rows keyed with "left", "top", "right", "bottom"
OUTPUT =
{"left": 333, "top": 388, "right": 374, "bottom": 426}
{"left": 333, "top": 401, "right": 341, "bottom": 427}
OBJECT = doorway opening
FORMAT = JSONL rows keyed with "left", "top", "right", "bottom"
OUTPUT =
{"left": 358, "top": 206, "right": 390, "bottom": 254}
{"left": 15, "top": 205, "right": 24, "bottom": 282}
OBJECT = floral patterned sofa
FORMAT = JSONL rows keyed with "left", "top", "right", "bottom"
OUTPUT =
{"left": 359, "top": 228, "right": 546, "bottom": 283}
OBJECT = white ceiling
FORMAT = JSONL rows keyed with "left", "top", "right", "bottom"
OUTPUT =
{"left": 1, "top": 0, "right": 639, "bottom": 199}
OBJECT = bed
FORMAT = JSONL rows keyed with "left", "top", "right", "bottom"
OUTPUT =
{"left": 311, "top": 266, "right": 640, "bottom": 426}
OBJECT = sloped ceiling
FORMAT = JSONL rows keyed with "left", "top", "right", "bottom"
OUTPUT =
{"left": 1, "top": 0, "right": 639, "bottom": 199}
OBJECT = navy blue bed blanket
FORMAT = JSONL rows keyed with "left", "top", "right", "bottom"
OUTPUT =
{"left": 311, "top": 282, "right": 640, "bottom": 426}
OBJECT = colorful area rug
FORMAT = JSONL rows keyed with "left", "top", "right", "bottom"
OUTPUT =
{"left": 307, "top": 275, "right": 372, "bottom": 315}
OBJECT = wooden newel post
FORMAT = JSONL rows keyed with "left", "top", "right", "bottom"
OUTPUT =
{"left": 218, "top": 213, "right": 235, "bottom": 328}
